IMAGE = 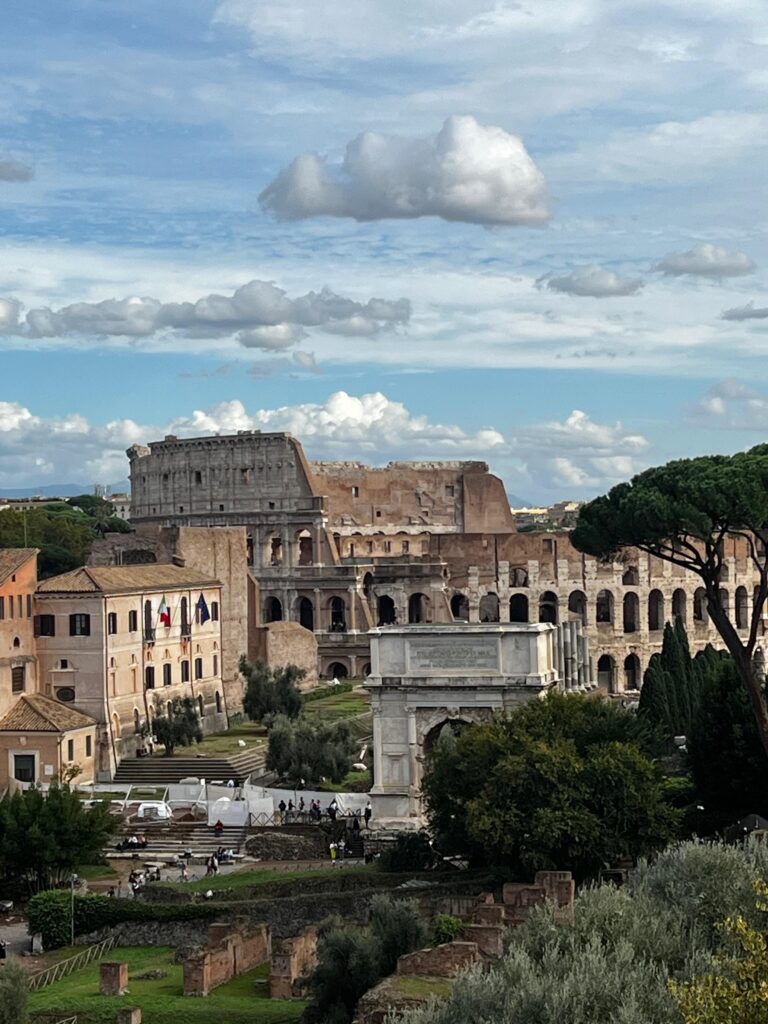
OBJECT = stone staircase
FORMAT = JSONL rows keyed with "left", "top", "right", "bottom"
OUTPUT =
{"left": 113, "top": 747, "right": 268, "bottom": 786}
{"left": 109, "top": 819, "right": 248, "bottom": 862}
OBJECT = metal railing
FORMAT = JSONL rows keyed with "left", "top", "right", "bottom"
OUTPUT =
{"left": 27, "top": 937, "right": 116, "bottom": 991}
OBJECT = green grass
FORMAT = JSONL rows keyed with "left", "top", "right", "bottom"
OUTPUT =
{"left": 78, "top": 864, "right": 119, "bottom": 881}
{"left": 391, "top": 975, "right": 453, "bottom": 999}
{"left": 28, "top": 946, "right": 305, "bottom": 1024}
{"left": 178, "top": 863, "right": 377, "bottom": 893}
{"left": 302, "top": 688, "right": 369, "bottom": 721}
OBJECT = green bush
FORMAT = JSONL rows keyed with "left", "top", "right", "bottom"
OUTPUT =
{"left": 302, "top": 681, "right": 354, "bottom": 702}
{"left": 27, "top": 891, "right": 222, "bottom": 950}
{"left": 380, "top": 831, "right": 438, "bottom": 873}
{"left": 431, "top": 914, "right": 465, "bottom": 946}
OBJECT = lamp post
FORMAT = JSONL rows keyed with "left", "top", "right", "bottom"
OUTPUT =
{"left": 69, "top": 873, "right": 78, "bottom": 946}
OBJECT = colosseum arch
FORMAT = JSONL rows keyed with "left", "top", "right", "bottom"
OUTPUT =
{"left": 509, "top": 593, "right": 529, "bottom": 623}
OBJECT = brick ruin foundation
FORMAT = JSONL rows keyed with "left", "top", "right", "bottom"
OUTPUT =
{"left": 182, "top": 918, "right": 271, "bottom": 997}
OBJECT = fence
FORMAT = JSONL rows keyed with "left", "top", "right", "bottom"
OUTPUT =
{"left": 27, "top": 937, "right": 116, "bottom": 991}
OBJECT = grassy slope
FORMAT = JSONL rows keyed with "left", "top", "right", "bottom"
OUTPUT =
{"left": 28, "top": 946, "right": 305, "bottom": 1024}
{"left": 179, "top": 863, "right": 376, "bottom": 893}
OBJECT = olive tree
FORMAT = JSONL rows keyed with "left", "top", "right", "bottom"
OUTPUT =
{"left": 572, "top": 447, "right": 768, "bottom": 761}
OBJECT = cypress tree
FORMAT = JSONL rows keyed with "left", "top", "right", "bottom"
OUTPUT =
{"left": 638, "top": 621, "right": 704, "bottom": 738}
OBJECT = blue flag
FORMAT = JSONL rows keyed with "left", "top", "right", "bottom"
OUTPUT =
{"left": 196, "top": 593, "right": 210, "bottom": 624}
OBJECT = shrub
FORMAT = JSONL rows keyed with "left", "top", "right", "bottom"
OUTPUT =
{"left": 240, "top": 657, "right": 304, "bottom": 722}
{"left": 369, "top": 894, "right": 429, "bottom": 976}
{"left": 266, "top": 714, "right": 357, "bottom": 786}
{"left": 27, "top": 890, "right": 222, "bottom": 950}
{"left": 380, "top": 832, "right": 438, "bottom": 873}
{"left": 0, "top": 960, "right": 28, "bottom": 1024}
{"left": 431, "top": 914, "right": 465, "bottom": 946}
{"left": 303, "top": 681, "right": 354, "bottom": 702}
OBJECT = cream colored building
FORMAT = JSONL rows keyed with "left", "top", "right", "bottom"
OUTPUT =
{"left": 0, "top": 692, "right": 98, "bottom": 787}
{"left": 35, "top": 564, "right": 226, "bottom": 781}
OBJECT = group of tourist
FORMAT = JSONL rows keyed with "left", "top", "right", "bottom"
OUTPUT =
{"left": 275, "top": 797, "right": 373, "bottom": 826}
{"left": 115, "top": 834, "right": 148, "bottom": 852}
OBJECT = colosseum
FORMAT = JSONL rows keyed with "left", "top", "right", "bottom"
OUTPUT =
{"left": 123, "top": 431, "right": 759, "bottom": 694}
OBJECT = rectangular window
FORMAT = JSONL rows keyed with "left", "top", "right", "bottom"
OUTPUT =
{"left": 128, "top": 610, "right": 138, "bottom": 632}
{"left": 445, "top": 484, "right": 455, "bottom": 497}
{"left": 107, "top": 612, "right": 118, "bottom": 635}
{"left": 367, "top": 541, "right": 373, "bottom": 554}
{"left": 402, "top": 541, "right": 410, "bottom": 553}
{"left": 67, "top": 739, "right": 74, "bottom": 761}
{"left": 17, "top": 595, "right": 22, "bottom": 617}
{"left": 13, "top": 754, "right": 35, "bottom": 783}
{"left": 69, "top": 613, "right": 90, "bottom": 636}
{"left": 26, "top": 594, "right": 32, "bottom": 618}
{"left": 145, "top": 666, "right": 155, "bottom": 690}
{"left": 194, "top": 657, "right": 203, "bottom": 680}
{"left": 181, "top": 660, "right": 190, "bottom": 683}
{"left": 11, "top": 665, "right": 25, "bottom": 693}
{"left": 384, "top": 541, "right": 391, "bottom": 553}
{"left": 213, "top": 654, "right": 218, "bottom": 677}
{"left": 85, "top": 735, "right": 92, "bottom": 757}
{"left": 195, "top": 470, "right": 202, "bottom": 484}
{"left": 163, "top": 663, "right": 172, "bottom": 686}
{"left": 211, "top": 601, "right": 219, "bottom": 621}
{"left": 351, "top": 485, "right": 359, "bottom": 498}
{"left": 8, "top": 596, "right": 12, "bottom": 619}
{"left": 0, "top": 596, "right": 4, "bottom": 619}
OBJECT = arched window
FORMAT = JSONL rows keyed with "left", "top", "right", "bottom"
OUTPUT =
{"left": 624, "top": 653, "right": 640, "bottom": 689}
{"left": 408, "top": 593, "right": 430, "bottom": 624}
{"left": 450, "top": 594, "right": 469, "bottom": 621}
{"left": 361, "top": 662, "right": 372, "bottom": 677}
{"left": 297, "top": 529, "right": 313, "bottom": 565}
{"left": 693, "top": 587, "right": 707, "bottom": 624}
{"left": 297, "top": 597, "right": 314, "bottom": 631}
{"left": 539, "top": 591, "right": 558, "bottom": 625}
{"left": 718, "top": 588, "right": 730, "bottom": 616}
{"left": 180, "top": 596, "right": 190, "bottom": 636}
{"left": 330, "top": 596, "right": 346, "bottom": 632}
{"left": 378, "top": 595, "right": 397, "bottom": 626}
{"left": 596, "top": 590, "right": 614, "bottom": 624}
{"left": 648, "top": 590, "right": 664, "bottom": 632}
{"left": 198, "top": 695, "right": 205, "bottom": 718}
{"left": 672, "top": 588, "right": 687, "bottom": 624}
{"left": 270, "top": 536, "right": 283, "bottom": 565}
{"left": 133, "top": 708, "right": 141, "bottom": 734}
{"left": 567, "top": 590, "right": 587, "bottom": 624}
{"left": 479, "top": 593, "right": 500, "bottom": 623}
{"left": 623, "top": 592, "right": 639, "bottom": 633}
{"left": 719, "top": 562, "right": 730, "bottom": 582}
{"left": 215, "top": 691, "right": 222, "bottom": 714}
{"left": 12, "top": 636, "right": 20, "bottom": 648}
{"left": 509, "top": 594, "right": 529, "bottom": 623}
{"left": 597, "top": 654, "right": 615, "bottom": 692}
{"left": 264, "top": 596, "right": 283, "bottom": 623}
{"left": 622, "top": 565, "right": 639, "bottom": 586}
{"left": 144, "top": 599, "right": 154, "bottom": 642}
{"left": 510, "top": 567, "right": 529, "bottom": 587}
{"left": 736, "top": 586, "right": 749, "bottom": 630}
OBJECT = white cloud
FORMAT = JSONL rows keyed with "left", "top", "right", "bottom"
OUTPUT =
{"left": 540, "top": 264, "right": 643, "bottom": 298}
{"left": 655, "top": 243, "right": 756, "bottom": 278}
{"left": 0, "top": 280, "right": 410, "bottom": 347}
{"left": 259, "top": 116, "right": 551, "bottom": 227}
{"left": 692, "top": 380, "right": 768, "bottom": 429}
{"left": 721, "top": 301, "right": 768, "bottom": 321}
{"left": 0, "top": 158, "right": 33, "bottom": 182}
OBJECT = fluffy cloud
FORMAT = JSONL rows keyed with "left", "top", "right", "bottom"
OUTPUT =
{"left": 692, "top": 380, "right": 768, "bottom": 429}
{"left": 0, "top": 281, "right": 410, "bottom": 346}
{"left": 259, "top": 116, "right": 551, "bottom": 226}
{"left": 0, "top": 158, "right": 33, "bottom": 182}
{"left": 508, "top": 410, "right": 649, "bottom": 491}
{"left": 655, "top": 244, "right": 756, "bottom": 278}
{"left": 540, "top": 264, "right": 643, "bottom": 298}
{"left": 721, "top": 301, "right": 768, "bottom": 321}
{"left": 0, "top": 392, "right": 651, "bottom": 500}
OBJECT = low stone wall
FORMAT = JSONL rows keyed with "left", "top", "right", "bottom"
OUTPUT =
{"left": 271, "top": 926, "right": 318, "bottom": 999}
{"left": 79, "top": 919, "right": 211, "bottom": 950}
{"left": 183, "top": 919, "right": 271, "bottom": 997}
{"left": 396, "top": 941, "right": 480, "bottom": 979}
{"left": 245, "top": 830, "right": 327, "bottom": 862}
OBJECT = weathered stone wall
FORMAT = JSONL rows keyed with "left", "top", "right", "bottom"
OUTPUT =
{"left": 183, "top": 919, "right": 271, "bottom": 996}
{"left": 250, "top": 621, "right": 318, "bottom": 688}
{"left": 396, "top": 941, "right": 480, "bottom": 978}
{"left": 270, "top": 926, "right": 318, "bottom": 999}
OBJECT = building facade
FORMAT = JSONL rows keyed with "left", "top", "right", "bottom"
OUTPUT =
{"left": 35, "top": 564, "right": 226, "bottom": 780}
{"left": 0, "top": 548, "right": 39, "bottom": 720}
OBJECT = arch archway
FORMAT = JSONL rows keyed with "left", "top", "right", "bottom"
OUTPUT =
{"left": 377, "top": 595, "right": 397, "bottom": 626}
{"left": 264, "top": 596, "right": 283, "bottom": 623}
{"left": 622, "top": 565, "right": 639, "bottom": 586}
{"left": 297, "top": 596, "right": 314, "bottom": 631}
{"left": 623, "top": 592, "right": 639, "bottom": 633}
{"left": 648, "top": 590, "right": 664, "bottom": 632}
{"left": 597, "top": 654, "right": 615, "bottom": 692}
{"left": 509, "top": 594, "right": 529, "bottom": 623}
{"left": 408, "top": 592, "right": 431, "bottom": 624}
{"left": 736, "top": 586, "right": 749, "bottom": 630}
{"left": 624, "top": 653, "right": 640, "bottom": 689}
{"left": 672, "top": 588, "right": 687, "bottom": 624}
{"left": 296, "top": 529, "right": 313, "bottom": 565}
{"left": 567, "top": 590, "right": 587, "bottom": 624}
{"left": 718, "top": 588, "right": 730, "bottom": 616}
{"left": 327, "top": 661, "right": 349, "bottom": 680}
{"left": 510, "top": 567, "right": 529, "bottom": 587}
{"left": 450, "top": 593, "right": 469, "bottom": 621}
{"left": 133, "top": 708, "right": 141, "bottom": 735}
{"left": 538, "top": 591, "right": 558, "bottom": 624}
{"left": 423, "top": 719, "right": 470, "bottom": 759}
{"left": 330, "top": 596, "right": 347, "bottom": 631}
{"left": 693, "top": 587, "right": 707, "bottom": 624}
{"left": 479, "top": 593, "right": 500, "bottom": 623}
{"left": 596, "top": 589, "right": 614, "bottom": 624}
{"left": 112, "top": 713, "right": 121, "bottom": 739}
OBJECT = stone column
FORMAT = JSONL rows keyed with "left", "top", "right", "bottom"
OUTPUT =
{"left": 348, "top": 587, "right": 358, "bottom": 632}
{"left": 100, "top": 962, "right": 129, "bottom": 996}
{"left": 407, "top": 711, "right": 418, "bottom": 816}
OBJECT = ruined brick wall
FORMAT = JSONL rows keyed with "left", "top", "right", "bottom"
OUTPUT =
{"left": 270, "top": 927, "right": 318, "bottom": 999}
{"left": 183, "top": 920, "right": 271, "bottom": 996}
{"left": 251, "top": 621, "right": 318, "bottom": 688}
{"left": 396, "top": 941, "right": 480, "bottom": 978}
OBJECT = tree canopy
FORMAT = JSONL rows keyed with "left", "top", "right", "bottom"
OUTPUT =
{"left": 148, "top": 696, "right": 203, "bottom": 756}
{"left": 572, "top": 446, "right": 768, "bottom": 760}
{"left": 266, "top": 713, "right": 357, "bottom": 787}
{"left": 240, "top": 657, "right": 304, "bottom": 722}
{"left": 638, "top": 620, "right": 715, "bottom": 738}
{"left": 422, "top": 693, "right": 679, "bottom": 879}
{"left": 0, "top": 783, "right": 118, "bottom": 893}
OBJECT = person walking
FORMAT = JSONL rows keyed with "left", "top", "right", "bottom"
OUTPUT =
{"left": 178, "top": 861, "right": 189, "bottom": 883}
{"left": 329, "top": 841, "right": 338, "bottom": 867}
{"left": 328, "top": 798, "right": 338, "bottom": 823}
{"left": 364, "top": 801, "right": 372, "bottom": 829}
{"left": 338, "top": 838, "right": 346, "bottom": 866}
{"left": 278, "top": 799, "right": 287, "bottom": 824}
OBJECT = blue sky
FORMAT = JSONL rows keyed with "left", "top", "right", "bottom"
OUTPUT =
{"left": 1, "top": 0, "right": 768, "bottom": 501}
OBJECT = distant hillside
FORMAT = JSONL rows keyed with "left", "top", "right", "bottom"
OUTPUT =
{"left": 507, "top": 492, "right": 533, "bottom": 507}
{"left": 0, "top": 481, "right": 130, "bottom": 499}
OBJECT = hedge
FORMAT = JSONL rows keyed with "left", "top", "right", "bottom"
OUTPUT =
{"left": 302, "top": 680, "right": 354, "bottom": 702}
{"left": 27, "top": 891, "right": 224, "bottom": 950}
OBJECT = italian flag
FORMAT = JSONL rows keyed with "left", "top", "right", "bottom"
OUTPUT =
{"left": 158, "top": 596, "right": 171, "bottom": 628}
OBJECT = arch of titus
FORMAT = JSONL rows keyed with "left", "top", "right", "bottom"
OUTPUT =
{"left": 367, "top": 621, "right": 593, "bottom": 824}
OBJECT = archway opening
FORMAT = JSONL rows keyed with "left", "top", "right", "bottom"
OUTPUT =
{"left": 624, "top": 653, "right": 640, "bottom": 690}
{"left": 596, "top": 590, "right": 613, "bottom": 624}
{"left": 298, "top": 596, "right": 314, "bottom": 631}
{"left": 423, "top": 719, "right": 470, "bottom": 759}
{"left": 264, "top": 596, "right": 283, "bottom": 623}
{"left": 672, "top": 588, "right": 687, "bottom": 624}
{"left": 623, "top": 592, "right": 639, "bottom": 633}
{"left": 330, "top": 596, "right": 347, "bottom": 632}
{"left": 408, "top": 592, "right": 431, "bottom": 624}
{"left": 648, "top": 590, "right": 664, "bottom": 632}
{"left": 509, "top": 594, "right": 529, "bottom": 623}
{"left": 597, "top": 654, "right": 615, "bottom": 692}
{"left": 450, "top": 593, "right": 469, "bottom": 621}
{"left": 622, "top": 565, "right": 639, "bottom": 586}
{"left": 567, "top": 590, "right": 587, "bottom": 624}
{"left": 377, "top": 595, "right": 396, "bottom": 626}
{"left": 736, "top": 586, "right": 749, "bottom": 630}
{"left": 327, "top": 661, "right": 349, "bottom": 680}
{"left": 479, "top": 593, "right": 500, "bottom": 623}
{"left": 539, "top": 591, "right": 558, "bottom": 624}
{"left": 297, "top": 530, "right": 313, "bottom": 566}
{"left": 693, "top": 588, "right": 707, "bottom": 624}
